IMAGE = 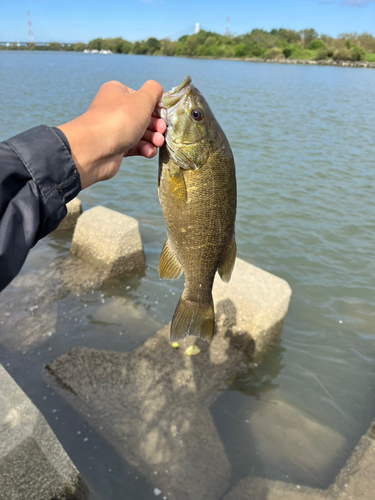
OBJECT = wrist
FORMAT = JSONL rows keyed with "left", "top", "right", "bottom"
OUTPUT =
{"left": 57, "top": 118, "right": 100, "bottom": 190}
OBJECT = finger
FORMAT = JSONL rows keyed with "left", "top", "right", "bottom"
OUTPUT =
{"left": 91, "top": 81, "right": 136, "bottom": 110}
{"left": 126, "top": 140, "right": 157, "bottom": 158}
{"left": 139, "top": 142, "right": 157, "bottom": 158}
{"left": 98, "top": 80, "right": 133, "bottom": 95}
{"left": 148, "top": 116, "right": 167, "bottom": 134}
{"left": 135, "top": 80, "right": 163, "bottom": 113}
{"left": 142, "top": 130, "right": 165, "bottom": 148}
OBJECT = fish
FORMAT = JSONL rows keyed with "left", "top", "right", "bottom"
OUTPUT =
{"left": 157, "top": 76, "right": 237, "bottom": 343}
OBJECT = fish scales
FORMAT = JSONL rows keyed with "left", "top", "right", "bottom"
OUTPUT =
{"left": 158, "top": 76, "right": 237, "bottom": 342}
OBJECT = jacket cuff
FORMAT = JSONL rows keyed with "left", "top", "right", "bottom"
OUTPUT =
{"left": 4, "top": 125, "right": 81, "bottom": 237}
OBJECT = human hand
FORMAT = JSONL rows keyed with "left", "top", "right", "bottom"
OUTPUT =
{"left": 57, "top": 80, "right": 166, "bottom": 189}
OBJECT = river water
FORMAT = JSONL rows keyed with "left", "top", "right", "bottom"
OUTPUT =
{"left": 0, "top": 51, "right": 375, "bottom": 499}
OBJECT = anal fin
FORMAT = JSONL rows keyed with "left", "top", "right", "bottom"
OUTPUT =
{"left": 159, "top": 237, "right": 183, "bottom": 280}
{"left": 218, "top": 236, "right": 237, "bottom": 283}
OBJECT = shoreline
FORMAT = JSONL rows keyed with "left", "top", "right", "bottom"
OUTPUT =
{"left": 2, "top": 49, "right": 375, "bottom": 68}
{"left": 244, "top": 57, "right": 375, "bottom": 68}
{"left": 198, "top": 55, "right": 375, "bottom": 68}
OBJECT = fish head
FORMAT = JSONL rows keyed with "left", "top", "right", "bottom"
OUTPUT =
{"left": 157, "top": 76, "right": 216, "bottom": 170}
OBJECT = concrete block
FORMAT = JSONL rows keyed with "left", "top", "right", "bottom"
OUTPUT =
{"left": 245, "top": 397, "right": 346, "bottom": 484}
{"left": 44, "top": 260, "right": 290, "bottom": 500}
{"left": 44, "top": 340, "right": 231, "bottom": 500}
{"left": 0, "top": 267, "right": 59, "bottom": 353}
{"left": 0, "top": 364, "right": 88, "bottom": 500}
{"left": 223, "top": 421, "right": 375, "bottom": 500}
{"left": 213, "top": 258, "right": 292, "bottom": 362}
{"left": 68, "top": 206, "right": 145, "bottom": 280}
{"left": 43, "top": 262, "right": 291, "bottom": 500}
{"left": 55, "top": 198, "right": 82, "bottom": 230}
{"left": 329, "top": 420, "right": 375, "bottom": 500}
{"left": 223, "top": 477, "right": 326, "bottom": 500}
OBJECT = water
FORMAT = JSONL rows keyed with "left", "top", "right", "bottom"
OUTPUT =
{"left": 1, "top": 51, "right": 375, "bottom": 498}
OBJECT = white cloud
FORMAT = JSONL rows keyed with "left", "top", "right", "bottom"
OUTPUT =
{"left": 343, "top": 0, "right": 375, "bottom": 6}
{"left": 319, "top": 0, "right": 375, "bottom": 5}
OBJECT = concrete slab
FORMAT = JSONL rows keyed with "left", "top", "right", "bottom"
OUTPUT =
{"left": 44, "top": 259, "right": 292, "bottom": 500}
{"left": 329, "top": 421, "right": 375, "bottom": 499}
{"left": 0, "top": 267, "right": 60, "bottom": 353}
{"left": 44, "top": 336, "right": 231, "bottom": 500}
{"left": 55, "top": 198, "right": 82, "bottom": 231}
{"left": 0, "top": 364, "right": 88, "bottom": 500}
{"left": 69, "top": 206, "right": 145, "bottom": 277}
{"left": 223, "top": 421, "right": 375, "bottom": 500}
{"left": 93, "top": 295, "right": 162, "bottom": 334}
{"left": 246, "top": 396, "right": 346, "bottom": 485}
{"left": 213, "top": 258, "right": 292, "bottom": 363}
{"left": 223, "top": 477, "right": 327, "bottom": 500}
{"left": 60, "top": 206, "right": 146, "bottom": 291}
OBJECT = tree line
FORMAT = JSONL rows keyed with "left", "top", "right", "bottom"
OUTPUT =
{"left": 2, "top": 28, "right": 375, "bottom": 62}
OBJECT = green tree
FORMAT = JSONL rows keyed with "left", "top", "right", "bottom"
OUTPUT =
{"left": 283, "top": 47, "right": 292, "bottom": 58}
{"left": 131, "top": 41, "right": 146, "bottom": 55}
{"left": 264, "top": 47, "right": 284, "bottom": 59}
{"left": 308, "top": 39, "right": 326, "bottom": 51}
{"left": 300, "top": 28, "right": 318, "bottom": 48}
{"left": 160, "top": 39, "right": 176, "bottom": 56}
{"left": 186, "top": 35, "right": 199, "bottom": 56}
{"left": 144, "top": 37, "right": 160, "bottom": 54}
{"left": 233, "top": 43, "right": 249, "bottom": 57}
{"left": 77, "top": 28, "right": 372, "bottom": 63}
{"left": 88, "top": 38, "right": 103, "bottom": 50}
{"left": 276, "top": 29, "right": 301, "bottom": 44}
{"left": 73, "top": 42, "right": 86, "bottom": 52}
{"left": 350, "top": 44, "right": 366, "bottom": 61}
{"left": 120, "top": 40, "right": 133, "bottom": 54}
{"left": 357, "top": 33, "right": 375, "bottom": 53}
{"left": 101, "top": 37, "right": 127, "bottom": 53}
{"left": 174, "top": 38, "right": 188, "bottom": 56}
{"left": 48, "top": 42, "right": 63, "bottom": 51}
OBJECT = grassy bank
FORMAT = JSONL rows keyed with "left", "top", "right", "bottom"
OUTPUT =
{"left": 2, "top": 28, "right": 375, "bottom": 63}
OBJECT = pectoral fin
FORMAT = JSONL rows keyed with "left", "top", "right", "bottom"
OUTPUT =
{"left": 168, "top": 144, "right": 198, "bottom": 171}
{"left": 166, "top": 164, "right": 187, "bottom": 203}
{"left": 159, "top": 237, "right": 183, "bottom": 280}
{"left": 218, "top": 236, "right": 237, "bottom": 283}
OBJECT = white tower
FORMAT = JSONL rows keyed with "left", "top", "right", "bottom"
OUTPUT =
{"left": 195, "top": 22, "right": 200, "bottom": 34}
{"left": 27, "top": 11, "right": 34, "bottom": 45}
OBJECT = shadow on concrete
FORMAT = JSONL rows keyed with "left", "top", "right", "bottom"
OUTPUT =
{"left": 41, "top": 296, "right": 274, "bottom": 500}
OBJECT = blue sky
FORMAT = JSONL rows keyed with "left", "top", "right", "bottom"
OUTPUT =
{"left": 1, "top": 0, "right": 374, "bottom": 43}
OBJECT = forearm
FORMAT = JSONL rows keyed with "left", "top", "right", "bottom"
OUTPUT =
{"left": 0, "top": 125, "right": 81, "bottom": 291}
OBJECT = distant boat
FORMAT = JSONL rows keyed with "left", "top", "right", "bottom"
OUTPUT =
{"left": 83, "top": 49, "right": 112, "bottom": 54}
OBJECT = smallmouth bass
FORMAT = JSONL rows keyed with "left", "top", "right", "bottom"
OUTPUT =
{"left": 157, "top": 76, "right": 236, "bottom": 342}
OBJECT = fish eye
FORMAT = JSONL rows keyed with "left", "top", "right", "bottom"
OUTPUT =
{"left": 191, "top": 109, "right": 203, "bottom": 121}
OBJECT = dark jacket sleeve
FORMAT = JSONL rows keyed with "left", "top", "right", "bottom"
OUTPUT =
{"left": 0, "top": 125, "right": 81, "bottom": 292}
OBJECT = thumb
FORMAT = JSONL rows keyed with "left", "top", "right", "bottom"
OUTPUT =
{"left": 135, "top": 80, "right": 163, "bottom": 113}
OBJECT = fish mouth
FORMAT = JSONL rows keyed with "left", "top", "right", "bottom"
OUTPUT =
{"left": 157, "top": 76, "right": 192, "bottom": 114}
{"left": 156, "top": 76, "right": 193, "bottom": 150}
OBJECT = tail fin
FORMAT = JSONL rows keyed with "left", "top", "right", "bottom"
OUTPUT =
{"left": 171, "top": 294, "right": 214, "bottom": 343}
